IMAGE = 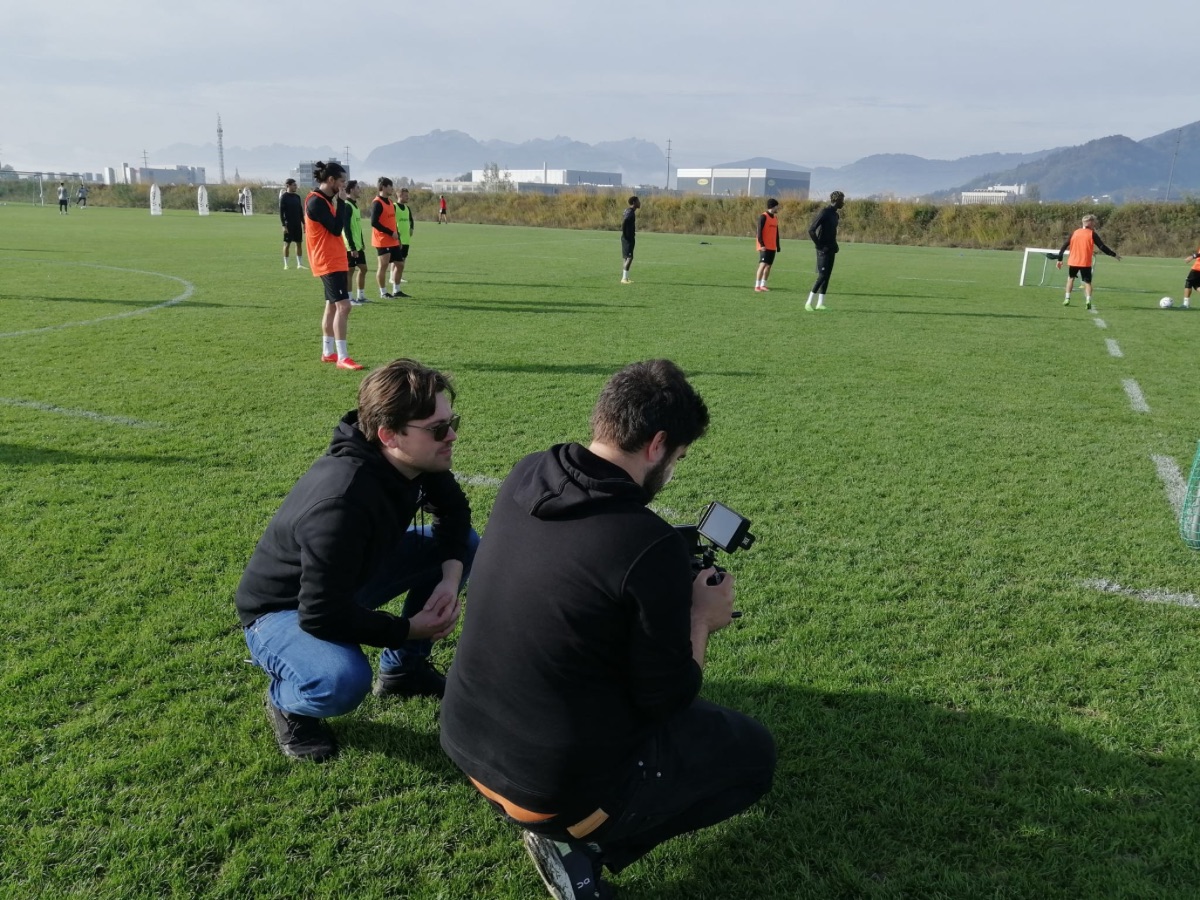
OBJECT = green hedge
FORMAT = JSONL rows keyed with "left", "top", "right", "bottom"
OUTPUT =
{"left": 5, "top": 181, "right": 1197, "bottom": 257}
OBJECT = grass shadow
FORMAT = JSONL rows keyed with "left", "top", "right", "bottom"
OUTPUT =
{"left": 0, "top": 443, "right": 197, "bottom": 466}
{"left": 624, "top": 679, "right": 1200, "bottom": 898}
{"left": 424, "top": 301, "right": 632, "bottom": 314}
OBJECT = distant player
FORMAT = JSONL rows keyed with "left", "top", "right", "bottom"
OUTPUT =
{"left": 806, "top": 190, "right": 845, "bottom": 311}
{"left": 621, "top": 196, "right": 640, "bottom": 283}
{"left": 305, "top": 160, "right": 363, "bottom": 371}
{"left": 1180, "top": 245, "right": 1200, "bottom": 310}
{"left": 280, "top": 179, "right": 306, "bottom": 270}
{"left": 1056, "top": 214, "right": 1120, "bottom": 309}
{"left": 57, "top": 182, "right": 69, "bottom": 215}
{"left": 754, "top": 199, "right": 780, "bottom": 292}
{"left": 389, "top": 188, "right": 414, "bottom": 298}
{"left": 342, "top": 180, "right": 369, "bottom": 305}
{"left": 76, "top": 185, "right": 88, "bottom": 208}
{"left": 438, "top": 194, "right": 448, "bottom": 224}
{"left": 370, "top": 178, "right": 401, "bottom": 298}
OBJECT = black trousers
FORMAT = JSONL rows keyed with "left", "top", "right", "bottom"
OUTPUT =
{"left": 525, "top": 699, "right": 776, "bottom": 873}
{"left": 812, "top": 249, "right": 836, "bottom": 293}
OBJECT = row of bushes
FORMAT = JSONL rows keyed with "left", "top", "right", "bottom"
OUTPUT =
{"left": 6, "top": 180, "right": 1197, "bottom": 257}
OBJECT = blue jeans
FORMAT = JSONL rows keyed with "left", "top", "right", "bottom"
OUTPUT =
{"left": 244, "top": 525, "right": 479, "bottom": 718}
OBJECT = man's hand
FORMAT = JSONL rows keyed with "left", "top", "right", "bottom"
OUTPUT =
{"left": 407, "top": 580, "right": 462, "bottom": 640}
{"left": 691, "top": 567, "right": 735, "bottom": 635}
{"left": 1056, "top": 260, "right": 1063, "bottom": 269}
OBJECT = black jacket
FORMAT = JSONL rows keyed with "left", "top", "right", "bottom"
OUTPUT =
{"left": 279, "top": 191, "right": 303, "bottom": 226}
{"left": 234, "top": 411, "right": 472, "bottom": 647}
{"left": 440, "top": 443, "right": 701, "bottom": 816}
{"left": 808, "top": 205, "right": 840, "bottom": 252}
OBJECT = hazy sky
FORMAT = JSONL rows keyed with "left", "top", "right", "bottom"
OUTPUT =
{"left": 3, "top": 0, "right": 1188, "bottom": 175}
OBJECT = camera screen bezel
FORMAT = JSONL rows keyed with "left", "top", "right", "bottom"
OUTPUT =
{"left": 696, "top": 501, "right": 751, "bottom": 553}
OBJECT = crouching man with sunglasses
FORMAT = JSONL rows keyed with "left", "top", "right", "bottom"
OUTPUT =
{"left": 235, "top": 358, "right": 478, "bottom": 762}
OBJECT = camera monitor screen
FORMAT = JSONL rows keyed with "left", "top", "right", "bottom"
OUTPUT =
{"left": 697, "top": 502, "right": 749, "bottom": 552}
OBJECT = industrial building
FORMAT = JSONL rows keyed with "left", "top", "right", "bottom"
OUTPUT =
{"left": 122, "top": 163, "right": 206, "bottom": 185}
{"left": 676, "top": 167, "right": 810, "bottom": 199}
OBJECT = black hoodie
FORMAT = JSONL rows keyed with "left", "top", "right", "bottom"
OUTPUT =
{"left": 234, "top": 411, "right": 472, "bottom": 648}
{"left": 440, "top": 443, "right": 701, "bottom": 816}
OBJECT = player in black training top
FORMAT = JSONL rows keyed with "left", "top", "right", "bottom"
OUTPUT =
{"left": 620, "top": 196, "right": 640, "bottom": 284}
{"left": 280, "top": 178, "right": 306, "bottom": 270}
{"left": 806, "top": 190, "right": 844, "bottom": 310}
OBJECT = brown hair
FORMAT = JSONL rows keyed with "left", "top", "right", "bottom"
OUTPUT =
{"left": 357, "top": 358, "right": 455, "bottom": 444}
{"left": 590, "top": 359, "right": 708, "bottom": 453}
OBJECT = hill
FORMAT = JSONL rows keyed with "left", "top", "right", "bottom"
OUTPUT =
{"left": 953, "top": 122, "right": 1200, "bottom": 202}
{"left": 363, "top": 131, "right": 668, "bottom": 186}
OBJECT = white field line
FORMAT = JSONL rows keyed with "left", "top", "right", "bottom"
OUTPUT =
{"left": 1105, "top": 339, "right": 1123, "bottom": 358}
{"left": 1151, "top": 454, "right": 1186, "bottom": 518}
{"left": 0, "top": 397, "right": 161, "bottom": 428}
{"left": 1092, "top": 318, "right": 1107, "bottom": 329}
{"left": 895, "top": 277, "right": 976, "bottom": 283}
{"left": 1079, "top": 578, "right": 1200, "bottom": 610}
{"left": 1123, "top": 379, "right": 1151, "bottom": 413}
{"left": 0, "top": 263, "right": 195, "bottom": 338}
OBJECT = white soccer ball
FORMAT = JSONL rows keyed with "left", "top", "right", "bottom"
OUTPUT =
{"left": 1160, "top": 297, "right": 1174, "bottom": 309}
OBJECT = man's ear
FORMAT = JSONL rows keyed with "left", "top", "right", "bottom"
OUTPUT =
{"left": 646, "top": 430, "right": 671, "bottom": 464}
{"left": 377, "top": 426, "right": 399, "bottom": 449}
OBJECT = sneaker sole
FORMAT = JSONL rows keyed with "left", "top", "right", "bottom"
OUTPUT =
{"left": 523, "top": 832, "right": 578, "bottom": 900}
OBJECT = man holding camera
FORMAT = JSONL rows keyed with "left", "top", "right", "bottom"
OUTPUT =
{"left": 441, "top": 360, "right": 775, "bottom": 900}
{"left": 235, "top": 358, "right": 478, "bottom": 763}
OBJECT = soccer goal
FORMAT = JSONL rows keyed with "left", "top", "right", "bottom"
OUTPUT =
{"left": 1180, "top": 442, "right": 1200, "bottom": 549}
{"left": 1019, "top": 247, "right": 1067, "bottom": 286}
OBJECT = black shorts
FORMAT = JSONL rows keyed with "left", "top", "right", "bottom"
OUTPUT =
{"left": 1067, "top": 265, "right": 1093, "bottom": 283}
{"left": 346, "top": 250, "right": 365, "bottom": 268}
{"left": 1186, "top": 270, "right": 1200, "bottom": 291}
{"left": 376, "top": 245, "right": 399, "bottom": 260}
{"left": 283, "top": 223, "right": 303, "bottom": 244}
{"left": 622, "top": 238, "right": 635, "bottom": 260}
{"left": 391, "top": 244, "right": 410, "bottom": 262}
{"left": 759, "top": 249, "right": 777, "bottom": 266}
{"left": 320, "top": 271, "right": 349, "bottom": 304}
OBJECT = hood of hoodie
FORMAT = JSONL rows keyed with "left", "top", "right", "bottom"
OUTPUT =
{"left": 512, "top": 443, "right": 648, "bottom": 520}
{"left": 325, "top": 410, "right": 418, "bottom": 499}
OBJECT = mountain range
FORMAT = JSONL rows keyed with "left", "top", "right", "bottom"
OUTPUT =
{"left": 155, "top": 121, "right": 1199, "bottom": 201}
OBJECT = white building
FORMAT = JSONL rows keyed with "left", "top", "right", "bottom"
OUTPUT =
{"left": 675, "top": 167, "right": 810, "bottom": 199}
{"left": 468, "top": 167, "right": 622, "bottom": 187}
{"left": 960, "top": 183, "right": 1027, "bottom": 205}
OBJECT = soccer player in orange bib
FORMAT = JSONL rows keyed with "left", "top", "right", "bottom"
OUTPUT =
{"left": 306, "top": 161, "right": 363, "bottom": 371}
{"left": 1055, "top": 214, "right": 1121, "bottom": 309}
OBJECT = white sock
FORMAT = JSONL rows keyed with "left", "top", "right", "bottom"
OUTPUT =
{"left": 622, "top": 270, "right": 629, "bottom": 281}
{"left": 816, "top": 294, "right": 826, "bottom": 307}
{"left": 335, "top": 340, "right": 348, "bottom": 360}
{"left": 755, "top": 279, "right": 763, "bottom": 288}
{"left": 390, "top": 282, "right": 398, "bottom": 293}
{"left": 283, "top": 258, "right": 289, "bottom": 269}
{"left": 323, "top": 336, "right": 335, "bottom": 355}
{"left": 1065, "top": 293, "right": 1071, "bottom": 301}
{"left": 806, "top": 292, "right": 814, "bottom": 305}
{"left": 358, "top": 290, "right": 366, "bottom": 300}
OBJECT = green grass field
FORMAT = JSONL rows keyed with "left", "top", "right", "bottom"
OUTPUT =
{"left": 3, "top": 204, "right": 1200, "bottom": 899}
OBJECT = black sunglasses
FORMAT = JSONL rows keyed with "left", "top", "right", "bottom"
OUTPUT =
{"left": 406, "top": 413, "right": 460, "bottom": 441}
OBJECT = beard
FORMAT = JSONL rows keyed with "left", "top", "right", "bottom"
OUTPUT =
{"left": 643, "top": 455, "right": 675, "bottom": 502}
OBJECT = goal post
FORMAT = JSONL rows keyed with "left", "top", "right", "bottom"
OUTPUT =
{"left": 1019, "top": 247, "right": 1067, "bottom": 286}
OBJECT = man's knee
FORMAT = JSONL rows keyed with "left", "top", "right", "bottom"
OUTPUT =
{"left": 296, "top": 656, "right": 373, "bottom": 717}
